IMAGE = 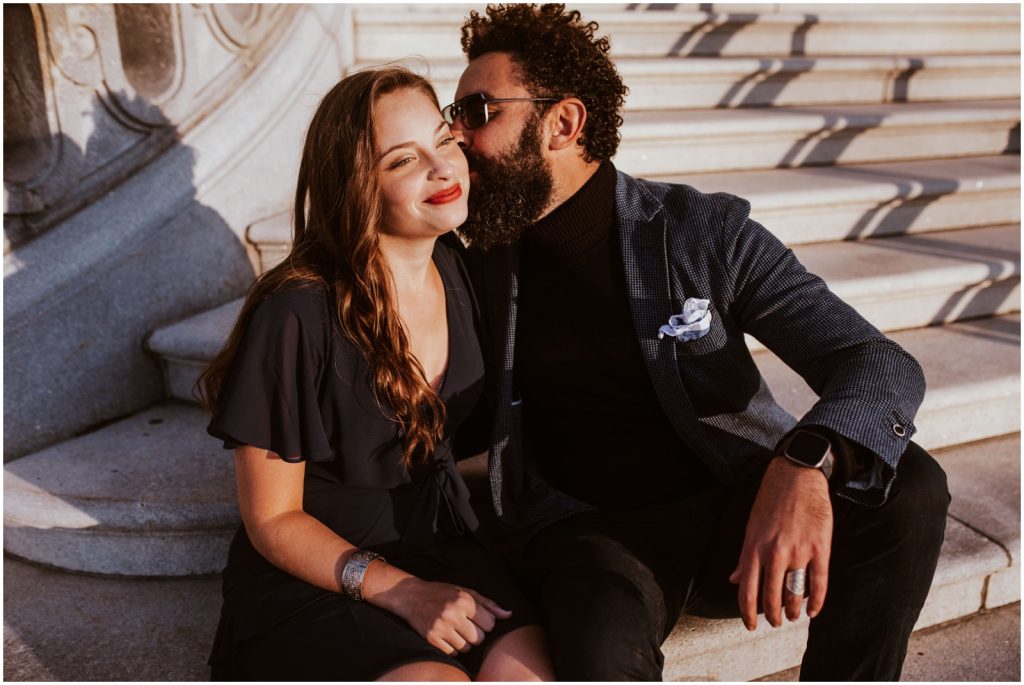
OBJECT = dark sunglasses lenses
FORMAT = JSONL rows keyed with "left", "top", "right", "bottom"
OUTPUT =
{"left": 443, "top": 94, "right": 488, "bottom": 129}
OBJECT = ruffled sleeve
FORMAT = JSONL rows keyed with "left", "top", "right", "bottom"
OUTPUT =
{"left": 208, "top": 287, "right": 334, "bottom": 462}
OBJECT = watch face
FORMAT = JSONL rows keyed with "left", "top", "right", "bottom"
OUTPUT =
{"left": 788, "top": 431, "right": 831, "bottom": 467}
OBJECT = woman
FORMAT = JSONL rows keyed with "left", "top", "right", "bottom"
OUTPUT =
{"left": 198, "top": 67, "right": 553, "bottom": 681}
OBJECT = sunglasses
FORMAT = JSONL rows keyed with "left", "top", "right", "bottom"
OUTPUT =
{"left": 442, "top": 92, "right": 560, "bottom": 130}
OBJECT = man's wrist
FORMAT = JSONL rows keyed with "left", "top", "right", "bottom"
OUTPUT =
{"left": 778, "top": 429, "right": 835, "bottom": 481}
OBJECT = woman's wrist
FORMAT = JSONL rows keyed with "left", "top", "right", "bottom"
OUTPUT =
{"left": 359, "top": 558, "right": 418, "bottom": 612}
{"left": 340, "top": 550, "right": 386, "bottom": 601}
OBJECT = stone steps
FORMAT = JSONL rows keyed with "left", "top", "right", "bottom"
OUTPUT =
{"left": 147, "top": 299, "right": 243, "bottom": 405}
{"left": 8, "top": 314, "right": 1018, "bottom": 576}
{"left": 3, "top": 403, "right": 235, "bottom": 576}
{"left": 795, "top": 224, "right": 1019, "bottom": 313}
{"left": 658, "top": 154, "right": 1020, "bottom": 246}
{"left": 414, "top": 54, "right": 1021, "bottom": 112}
{"left": 353, "top": 6, "right": 1020, "bottom": 62}
{"left": 754, "top": 313, "right": 1021, "bottom": 452}
{"left": 662, "top": 433, "right": 1020, "bottom": 681}
{"left": 745, "top": 223, "right": 1021, "bottom": 352}
{"left": 615, "top": 99, "right": 1020, "bottom": 176}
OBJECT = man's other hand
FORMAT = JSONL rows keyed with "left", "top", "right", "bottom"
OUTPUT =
{"left": 728, "top": 456, "right": 833, "bottom": 630}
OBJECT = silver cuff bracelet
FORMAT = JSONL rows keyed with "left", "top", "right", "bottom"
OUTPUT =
{"left": 341, "top": 550, "right": 384, "bottom": 602}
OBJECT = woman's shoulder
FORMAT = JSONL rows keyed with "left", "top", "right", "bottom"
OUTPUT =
{"left": 244, "top": 280, "right": 336, "bottom": 352}
{"left": 251, "top": 280, "right": 331, "bottom": 323}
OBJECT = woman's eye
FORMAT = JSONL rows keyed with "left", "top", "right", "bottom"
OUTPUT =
{"left": 438, "top": 136, "right": 456, "bottom": 147}
{"left": 388, "top": 157, "right": 414, "bottom": 170}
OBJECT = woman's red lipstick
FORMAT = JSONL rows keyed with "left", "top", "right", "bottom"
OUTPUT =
{"left": 425, "top": 184, "right": 462, "bottom": 204}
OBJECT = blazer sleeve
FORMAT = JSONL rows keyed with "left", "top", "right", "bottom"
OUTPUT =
{"left": 719, "top": 196, "right": 925, "bottom": 505}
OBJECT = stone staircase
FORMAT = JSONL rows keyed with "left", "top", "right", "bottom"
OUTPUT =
{"left": 4, "top": 4, "right": 1020, "bottom": 680}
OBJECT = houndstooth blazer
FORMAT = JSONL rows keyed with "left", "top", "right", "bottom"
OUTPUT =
{"left": 457, "top": 170, "right": 926, "bottom": 530}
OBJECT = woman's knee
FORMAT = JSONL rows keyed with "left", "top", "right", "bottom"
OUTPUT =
{"left": 477, "top": 626, "right": 554, "bottom": 681}
{"left": 376, "top": 660, "right": 470, "bottom": 682}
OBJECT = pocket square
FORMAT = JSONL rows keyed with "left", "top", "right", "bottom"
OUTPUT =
{"left": 658, "top": 298, "right": 712, "bottom": 342}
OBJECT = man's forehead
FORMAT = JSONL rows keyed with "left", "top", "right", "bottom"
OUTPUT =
{"left": 456, "top": 52, "right": 525, "bottom": 97}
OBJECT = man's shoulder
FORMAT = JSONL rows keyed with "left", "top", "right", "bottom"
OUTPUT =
{"left": 615, "top": 170, "right": 751, "bottom": 229}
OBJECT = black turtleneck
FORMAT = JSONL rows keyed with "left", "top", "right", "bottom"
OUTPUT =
{"left": 516, "top": 162, "right": 717, "bottom": 511}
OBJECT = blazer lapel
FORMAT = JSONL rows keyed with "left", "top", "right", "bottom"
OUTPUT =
{"left": 615, "top": 172, "right": 732, "bottom": 482}
{"left": 482, "top": 243, "right": 520, "bottom": 517}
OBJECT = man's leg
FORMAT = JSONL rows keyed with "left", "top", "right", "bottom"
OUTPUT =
{"left": 523, "top": 505, "right": 711, "bottom": 681}
{"left": 689, "top": 442, "right": 950, "bottom": 681}
{"left": 800, "top": 441, "right": 949, "bottom": 680}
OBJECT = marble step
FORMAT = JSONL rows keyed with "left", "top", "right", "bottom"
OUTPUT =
{"left": 656, "top": 155, "right": 1020, "bottom": 246}
{"left": 353, "top": 6, "right": 1020, "bottom": 62}
{"left": 614, "top": 100, "right": 1020, "bottom": 176}
{"left": 413, "top": 54, "right": 1021, "bottom": 113}
{"left": 662, "top": 432, "right": 1021, "bottom": 680}
{"left": 742, "top": 223, "right": 1022, "bottom": 352}
{"left": 3, "top": 403, "right": 235, "bottom": 576}
{"left": 147, "top": 299, "right": 244, "bottom": 405}
{"left": 754, "top": 313, "right": 1021, "bottom": 452}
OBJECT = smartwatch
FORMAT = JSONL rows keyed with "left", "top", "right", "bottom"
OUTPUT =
{"left": 782, "top": 430, "right": 834, "bottom": 480}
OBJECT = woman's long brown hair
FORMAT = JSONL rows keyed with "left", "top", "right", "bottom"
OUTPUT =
{"left": 197, "top": 67, "right": 446, "bottom": 465}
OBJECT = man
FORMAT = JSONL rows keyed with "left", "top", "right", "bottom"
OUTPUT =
{"left": 443, "top": 4, "right": 950, "bottom": 680}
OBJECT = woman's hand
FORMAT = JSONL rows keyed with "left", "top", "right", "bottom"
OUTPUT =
{"left": 367, "top": 572, "right": 512, "bottom": 655}
{"left": 234, "top": 446, "right": 512, "bottom": 655}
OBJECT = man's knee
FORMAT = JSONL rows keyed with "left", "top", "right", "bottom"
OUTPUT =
{"left": 836, "top": 441, "right": 950, "bottom": 564}
{"left": 887, "top": 441, "right": 951, "bottom": 540}
{"left": 544, "top": 575, "right": 665, "bottom": 681}
{"left": 536, "top": 531, "right": 669, "bottom": 679}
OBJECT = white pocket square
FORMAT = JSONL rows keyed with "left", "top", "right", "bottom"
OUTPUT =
{"left": 658, "top": 298, "right": 712, "bottom": 342}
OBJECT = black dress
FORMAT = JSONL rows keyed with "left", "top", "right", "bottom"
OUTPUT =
{"left": 206, "top": 243, "right": 535, "bottom": 680}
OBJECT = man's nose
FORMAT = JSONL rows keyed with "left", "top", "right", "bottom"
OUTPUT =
{"left": 451, "top": 121, "right": 472, "bottom": 150}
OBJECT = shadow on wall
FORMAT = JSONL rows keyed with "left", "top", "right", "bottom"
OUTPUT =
{"left": 3, "top": 91, "right": 254, "bottom": 460}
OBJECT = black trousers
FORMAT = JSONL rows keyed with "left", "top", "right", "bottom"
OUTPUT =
{"left": 522, "top": 442, "right": 950, "bottom": 681}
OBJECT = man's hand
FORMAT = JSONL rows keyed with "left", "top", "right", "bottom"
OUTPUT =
{"left": 729, "top": 456, "right": 833, "bottom": 630}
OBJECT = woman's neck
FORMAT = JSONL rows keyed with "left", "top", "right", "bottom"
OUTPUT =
{"left": 377, "top": 233, "right": 438, "bottom": 292}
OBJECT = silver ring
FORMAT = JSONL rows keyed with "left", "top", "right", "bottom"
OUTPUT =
{"left": 785, "top": 568, "right": 807, "bottom": 595}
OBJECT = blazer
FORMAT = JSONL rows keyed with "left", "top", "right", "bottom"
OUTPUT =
{"left": 457, "top": 169, "right": 926, "bottom": 530}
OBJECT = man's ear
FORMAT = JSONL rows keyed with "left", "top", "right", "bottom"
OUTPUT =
{"left": 547, "top": 98, "right": 588, "bottom": 152}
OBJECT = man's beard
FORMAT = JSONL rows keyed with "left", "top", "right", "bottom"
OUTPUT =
{"left": 458, "top": 118, "right": 554, "bottom": 250}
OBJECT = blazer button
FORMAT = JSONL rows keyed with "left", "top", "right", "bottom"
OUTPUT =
{"left": 893, "top": 423, "right": 907, "bottom": 437}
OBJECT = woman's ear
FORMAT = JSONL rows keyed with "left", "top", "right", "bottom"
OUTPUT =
{"left": 547, "top": 98, "right": 588, "bottom": 152}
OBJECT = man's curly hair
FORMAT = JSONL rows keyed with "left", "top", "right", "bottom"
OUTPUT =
{"left": 460, "top": 4, "right": 627, "bottom": 163}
